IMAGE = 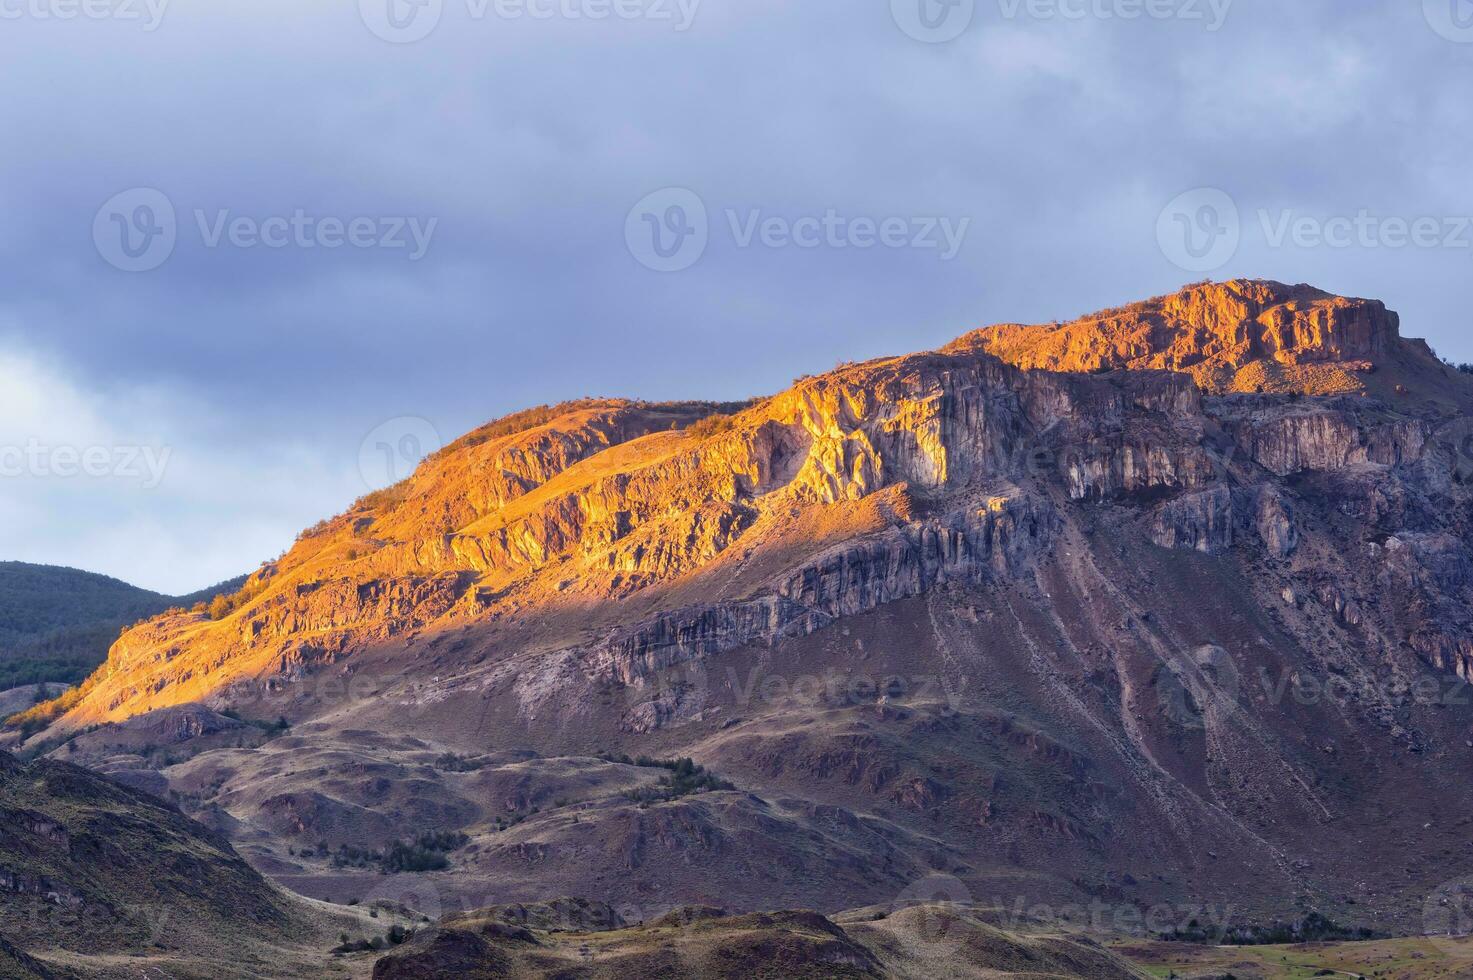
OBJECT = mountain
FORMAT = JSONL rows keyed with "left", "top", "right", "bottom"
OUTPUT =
{"left": 0, "top": 749, "right": 384, "bottom": 979}
{"left": 0, "top": 563, "right": 245, "bottom": 693}
{"left": 20, "top": 280, "right": 1473, "bottom": 941}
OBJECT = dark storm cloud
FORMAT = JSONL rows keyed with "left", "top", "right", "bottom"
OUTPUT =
{"left": 1, "top": 0, "right": 1470, "bottom": 590}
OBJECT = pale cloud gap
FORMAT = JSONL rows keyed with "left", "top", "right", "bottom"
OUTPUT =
{"left": 0, "top": 348, "right": 357, "bottom": 593}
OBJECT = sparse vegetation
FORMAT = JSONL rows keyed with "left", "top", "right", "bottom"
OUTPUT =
{"left": 331, "top": 923, "right": 413, "bottom": 955}
{"left": 432, "top": 752, "right": 489, "bottom": 772}
{"left": 378, "top": 830, "right": 469, "bottom": 873}
{"left": 687, "top": 401, "right": 759, "bottom": 440}
{"left": 0, "top": 653, "right": 97, "bottom": 691}
{"left": 297, "top": 517, "right": 336, "bottom": 541}
{"left": 353, "top": 482, "right": 412, "bottom": 513}
{"left": 5, "top": 674, "right": 99, "bottom": 735}
{"left": 329, "top": 843, "right": 381, "bottom": 870}
{"left": 433, "top": 399, "right": 613, "bottom": 458}
{"left": 205, "top": 576, "right": 270, "bottom": 620}
{"left": 598, "top": 754, "right": 735, "bottom": 803}
{"left": 219, "top": 709, "right": 291, "bottom": 737}
{"left": 688, "top": 412, "right": 738, "bottom": 439}
{"left": 1156, "top": 911, "right": 1377, "bottom": 946}
{"left": 437, "top": 398, "right": 762, "bottom": 459}
{"left": 0, "top": 563, "right": 242, "bottom": 690}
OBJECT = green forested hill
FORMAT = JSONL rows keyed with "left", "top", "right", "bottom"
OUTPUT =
{"left": 0, "top": 562, "right": 243, "bottom": 691}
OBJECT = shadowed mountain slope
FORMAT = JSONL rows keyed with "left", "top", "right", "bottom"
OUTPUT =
{"left": 0, "top": 749, "right": 395, "bottom": 978}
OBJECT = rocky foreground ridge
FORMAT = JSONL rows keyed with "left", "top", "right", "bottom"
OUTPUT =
{"left": 19, "top": 279, "right": 1473, "bottom": 932}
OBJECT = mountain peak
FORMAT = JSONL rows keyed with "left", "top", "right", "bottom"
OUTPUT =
{"left": 948, "top": 278, "right": 1403, "bottom": 394}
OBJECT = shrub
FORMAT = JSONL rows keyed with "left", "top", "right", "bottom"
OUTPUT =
{"left": 378, "top": 830, "right": 468, "bottom": 873}
{"left": 354, "top": 483, "right": 410, "bottom": 513}
{"left": 433, "top": 752, "right": 488, "bottom": 772}
{"left": 1157, "top": 911, "right": 1376, "bottom": 946}
{"left": 598, "top": 754, "right": 735, "bottom": 803}
{"left": 297, "top": 518, "right": 334, "bottom": 541}
{"left": 688, "top": 413, "right": 737, "bottom": 439}
{"left": 5, "top": 674, "right": 99, "bottom": 734}
{"left": 380, "top": 842, "right": 448, "bottom": 873}
{"left": 331, "top": 926, "right": 414, "bottom": 955}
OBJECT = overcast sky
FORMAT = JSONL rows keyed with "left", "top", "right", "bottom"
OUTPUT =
{"left": 2, "top": 0, "right": 1471, "bottom": 593}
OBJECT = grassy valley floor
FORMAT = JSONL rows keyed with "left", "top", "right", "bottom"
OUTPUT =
{"left": 1116, "top": 934, "right": 1473, "bottom": 979}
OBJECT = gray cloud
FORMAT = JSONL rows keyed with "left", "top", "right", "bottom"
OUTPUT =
{"left": 1, "top": 0, "right": 1470, "bottom": 590}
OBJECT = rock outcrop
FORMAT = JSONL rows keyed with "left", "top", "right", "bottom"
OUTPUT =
{"left": 952, "top": 279, "right": 1400, "bottom": 393}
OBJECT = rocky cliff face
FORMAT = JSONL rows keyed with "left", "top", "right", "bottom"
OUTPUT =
{"left": 952, "top": 279, "right": 1401, "bottom": 393}
{"left": 25, "top": 279, "right": 1473, "bottom": 934}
